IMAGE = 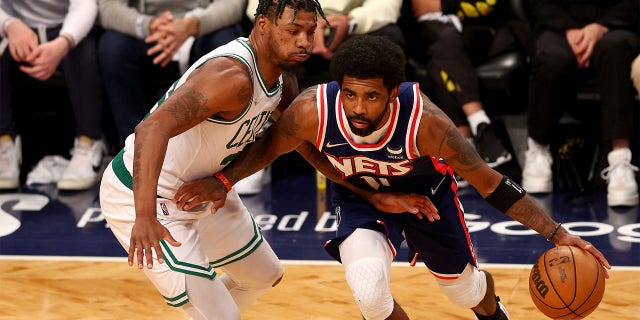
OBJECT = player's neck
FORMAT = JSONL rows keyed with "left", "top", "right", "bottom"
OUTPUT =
{"left": 248, "top": 32, "right": 283, "bottom": 88}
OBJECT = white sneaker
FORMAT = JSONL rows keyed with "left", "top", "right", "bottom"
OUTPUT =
{"left": 0, "top": 136, "right": 21, "bottom": 189}
{"left": 234, "top": 167, "right": 271, "bottom": 196}
{"left": 601, "top": 148, "right": 638, "bottom": 207}
{"left": 522, "top": 138, "right": 553, "bottom": 193}
{"left": 57, "top": 137, "right": 104, "bottom": 190}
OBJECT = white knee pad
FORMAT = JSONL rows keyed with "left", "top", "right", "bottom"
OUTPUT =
{"left": 344, "top": 257, "right": 394, "bottom": 320}
{"left": 436, "top": 264, "right": 487, "bottom": 309}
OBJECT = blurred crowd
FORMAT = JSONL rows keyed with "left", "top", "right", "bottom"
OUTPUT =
{"left": 0, "top": 0, "right": 638, "bottom": 208}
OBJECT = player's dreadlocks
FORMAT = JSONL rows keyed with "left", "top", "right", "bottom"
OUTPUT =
{"left": 255, "top": 0, "right": 328, "bottom": 25}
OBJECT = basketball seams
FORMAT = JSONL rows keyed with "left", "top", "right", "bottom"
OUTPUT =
{"left": 529, "top": 246, "right": 605, "bottom": 319}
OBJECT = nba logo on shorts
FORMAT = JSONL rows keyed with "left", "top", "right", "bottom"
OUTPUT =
{"left": 160, "top": 203, "right": 169, "bottom": 216}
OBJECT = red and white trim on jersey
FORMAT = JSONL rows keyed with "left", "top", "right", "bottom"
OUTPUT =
{"left": 406, "top": 83, "right": 423, "bottom": 160}
{"left": 316, "top": 84, "right": 329, "bottom": 150}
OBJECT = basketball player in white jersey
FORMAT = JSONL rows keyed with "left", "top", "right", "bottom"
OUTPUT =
{"left": 99, "top": 1, "right": 327, "bottom": 319}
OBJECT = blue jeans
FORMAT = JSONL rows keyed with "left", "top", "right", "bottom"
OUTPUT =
{"left": 97, "top": 25, "right": 243, "bottom": 148}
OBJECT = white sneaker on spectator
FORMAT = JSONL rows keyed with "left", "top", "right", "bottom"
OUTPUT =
{"left": 0, "top": 135, "right": 21, "bottom": 189}
{"left": 601, "top": 148, "right": 638, "bottom": 207}
{"left": 57, "top": 137, "right": 104, "bottom": 190}
{"left": 522, "top": 138, "right": 553, "bottom": 193}
{"left": 235, "top": 168, "right": 271, "bottom": 195}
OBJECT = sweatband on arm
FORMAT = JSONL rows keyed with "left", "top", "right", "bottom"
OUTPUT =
{"left": 484, "top": 175, "right": 526, "bottom": 212}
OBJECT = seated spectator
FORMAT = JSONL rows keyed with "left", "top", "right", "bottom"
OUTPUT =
{"left": 98, "top": 0, "right": 247, "bottom": 148}
{"left": 407, "top": 0, "right": 516, "bottom": 170}
{"left": 246, "top": 0, "right": 406, "bottom": 89}
{"left": 632, "top": 53, "right": 640, "bottom": 95}
{"left": 523, "top": 0, "right": 639, "bottom": 207}
{"left": 0, "top": 0, "right": 105, "bottom": 191}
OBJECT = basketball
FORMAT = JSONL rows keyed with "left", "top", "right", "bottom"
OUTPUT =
{"left": 529, "top": 246, "right": 606, "bottom": 319}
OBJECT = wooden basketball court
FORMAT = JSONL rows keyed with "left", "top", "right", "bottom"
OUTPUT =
{"left": 1, "top": 257, "right": 638, "bottom": 319}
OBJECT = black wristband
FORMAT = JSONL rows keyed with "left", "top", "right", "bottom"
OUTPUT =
{"left": 546, "top": 223, "right": 562, "bottom": 242}
{"left": 485, "top": 175, "right": 526, "bottom": 213}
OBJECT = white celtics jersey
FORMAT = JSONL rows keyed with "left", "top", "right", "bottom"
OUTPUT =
{"left": 116, "top": 37, "right": 283, "bottom": 198}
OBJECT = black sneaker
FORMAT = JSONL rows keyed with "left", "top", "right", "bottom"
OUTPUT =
{"left": 474, "top": 122, "right": 512, "bottom": 168}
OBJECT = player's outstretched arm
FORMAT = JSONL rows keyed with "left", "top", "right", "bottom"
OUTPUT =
{"left": 416, "top": 92, "right": 611, "bottom": 275}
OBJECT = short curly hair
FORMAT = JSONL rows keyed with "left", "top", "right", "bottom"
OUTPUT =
{"left": 330, "top": 35, "right": 406, "bottom": 91}
{"left": 254, "top": 0, "right": 327, "bottom": 25}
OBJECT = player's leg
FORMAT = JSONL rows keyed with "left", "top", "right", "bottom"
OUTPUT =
{"left": 339, "top": 228, "right": 408, "bottom": 320}
{"left": 182, "top": 273, "right": 240, "bottom": 320}
{"left": 197, "top": 190, "right": 284, "bottom": 311}
{"left": 216, "top": 240, "right": 284, "bottom": 311}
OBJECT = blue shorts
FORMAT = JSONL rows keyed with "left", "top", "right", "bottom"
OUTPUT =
{"left": 324, "top": 176, "right": 477, "bottom": 275}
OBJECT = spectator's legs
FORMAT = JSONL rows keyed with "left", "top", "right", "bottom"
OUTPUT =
{"left": 59, "top": 28, "right": 104, "bottom": 141}
{"left": 523, "top": 31, "right": 576, "bottom": 193}
{"left": 592, "top": 30, "right": 639, "bottom": 207}
{"left": 0, "top": 45, "right": 21, "bottom": 189}
{"left": 526, "top": 31, "right": 576, "bottom": 145}
{"left": 190, "top": 25, "right": 244, "bottom": 63}
{"left": 98, "top": 31, "right": 152, "bottom": 148}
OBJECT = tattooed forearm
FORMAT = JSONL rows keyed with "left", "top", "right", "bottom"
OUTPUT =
{"left": 442, "top": 125, "right": 482, "bottom": 172}
{"left": 506, "top": 196, "right": 554, "bottom": 235}
{"left": 163, "top": 85, "right": 208, "bottom": 127}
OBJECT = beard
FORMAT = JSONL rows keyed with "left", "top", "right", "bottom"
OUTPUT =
{"left": 347, "top": 111, "right": 386, "bottom": 137}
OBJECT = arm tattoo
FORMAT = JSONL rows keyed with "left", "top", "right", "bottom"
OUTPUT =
{"left": 442, "top": 125, "right": 482, "bottom": 172}
{"left": 163, "top": 85, "right": 208, "bottom": 127}
{"left": 132, "top": 141, "right": 143, "bottom": 190}
{"left": 507, "top": 196, "right": 554, "bottom": 234}
{"left": 281, "top": 89, "right": 317, "bottom": 137}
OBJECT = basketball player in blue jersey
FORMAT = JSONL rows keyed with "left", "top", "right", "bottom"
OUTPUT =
{"left": 173, "top": 35, "right": 611, "bottom": 319}
{"left": 99, "top": 2, "right": 436, "bottom": 318}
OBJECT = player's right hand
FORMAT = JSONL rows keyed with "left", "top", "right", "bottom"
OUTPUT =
{"left": 368, "top": 192, "right": 440, "bottom": 222}
{"left": 129, "top": 216, "right": 181, "bottom": 269}
{"left": 173, "top": 176, "right": 228, "bottom": 214}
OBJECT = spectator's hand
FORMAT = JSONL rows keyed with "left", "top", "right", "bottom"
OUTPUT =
{"left": 173, "top": 176, "right": 228, "bottom": 214}
{"left": 149, "top": 11, "right": 174, "bottom": 33}
{"left": 128, "top": 214, "right": 181, "bottom": 269}
{"left": 20, "top": 37, "right": 68, "bottom": 80}
{"left": 311, "top": 16, "right": 331, "bottom": 57}
{"left": 5, "top": 19, "right": 38, "bottom": 63}
{"left": 565, "top": 28, "right": 587, "bottom": 66}
{"left": 368, "top": 192, "right": 440, "bottom": 221}
{"left": 312, "top": 14, "right": 349, "bottom": 60}
{"left": 578, "top": 23, "right": 608, "bottom": 68}
{"left": 146, "top": 17, "right": 199, "bottom": 67}
{"left": 552, "top": 232, "right": 611, "bottom": 279}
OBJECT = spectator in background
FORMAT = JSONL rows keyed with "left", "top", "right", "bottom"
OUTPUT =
{"left": 0, "top": 0, "right": 105, "bottom": 191}
{"left": 246, "top": 0, "right": 406, "bottom": 89}
{"left": 523, "top": 0, "right": 639, "bottom": 207}
{"left": 407, "top": 0, "right": 516, "bottom": 172}
{"left": 632, "top": 54, "right": 640, "bottom": 95}
{"left": 98, "top": 0, "right": 247, "bottom": 149}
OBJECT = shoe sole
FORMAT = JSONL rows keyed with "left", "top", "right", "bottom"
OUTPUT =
{"left": 0, "top": 179, "right": 19, "bottom": 189}
{"left": 57, "top": 178, "right": 97, "bottom": 190}
{"left": 486, "top": 153, "right": 512, "bottom": 168}
{"left": 607, "top": 193, "right": 639, "bottom": 207}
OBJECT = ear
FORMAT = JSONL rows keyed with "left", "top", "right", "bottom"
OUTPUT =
{"left": 255, "top": 15, "right": 269, "bottom": 33}
{"left": 389, "top": 85, "right": 400, "bottom": 101}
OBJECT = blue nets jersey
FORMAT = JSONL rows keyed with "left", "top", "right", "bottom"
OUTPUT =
{"left": 315, "top": 81, "right": 456, "bottom": 197}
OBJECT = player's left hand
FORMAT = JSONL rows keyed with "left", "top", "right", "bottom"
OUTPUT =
{"left": 368, "top": 192, "right": 440, "bottom": 222}
{"left": 173, "top": 176, "right": 228, "bottom": 214}
{"left": 553, "top": 232, "right": 611, "bottom": 279}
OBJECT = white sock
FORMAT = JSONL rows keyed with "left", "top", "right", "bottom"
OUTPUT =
{"left": 467, "top": 110, "right": 490, "bottom": 136}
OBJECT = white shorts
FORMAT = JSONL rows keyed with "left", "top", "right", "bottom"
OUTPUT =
{"left": 99, "top": 165, "right": 265, "bottom": 306}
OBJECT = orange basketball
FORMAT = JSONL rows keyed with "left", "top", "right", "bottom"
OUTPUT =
{"left": 529, "top": 246, "right": 606, "bottom": 319}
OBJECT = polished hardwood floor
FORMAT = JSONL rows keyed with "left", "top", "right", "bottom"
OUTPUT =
{"left": 1, "top": 257, "right": 638, "bottom": 319}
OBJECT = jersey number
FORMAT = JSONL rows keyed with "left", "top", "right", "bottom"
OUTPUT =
{"left": 361, "top": 176, "right": 390, "bottom": 190}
